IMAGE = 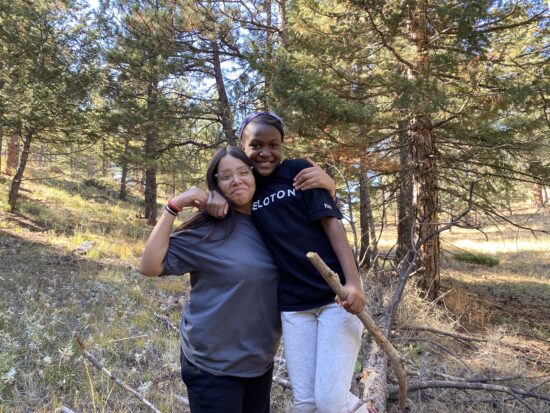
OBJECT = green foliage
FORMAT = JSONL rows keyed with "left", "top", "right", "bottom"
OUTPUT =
{"left": 453, "top": 251, "right": 500, "bottom": 267}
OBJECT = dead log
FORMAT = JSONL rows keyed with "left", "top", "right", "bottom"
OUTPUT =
{"left": 307, "top": 252, "right": 407, "bottom": 412}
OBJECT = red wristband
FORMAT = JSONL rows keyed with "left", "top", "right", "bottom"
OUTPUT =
{"left": 167, "top": 200, "right": 182, "bottom": 213}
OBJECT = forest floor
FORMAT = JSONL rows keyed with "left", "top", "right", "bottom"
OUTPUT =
{"left": 0, "top": 169, "right": 549, "bottom": 413}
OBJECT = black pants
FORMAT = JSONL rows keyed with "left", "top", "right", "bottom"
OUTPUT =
{"left": 180, "top": 353, "right": 273, "bottom": 413}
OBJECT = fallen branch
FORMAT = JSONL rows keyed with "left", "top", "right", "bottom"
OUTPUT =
{"left": 388, "top": 379, "right": 550, "bottom": 403}
{"left": 398, "top": 325, "right": 485, "bottom": 343}
{"left": 307, "top": 252, "right": 408, "bottom": 412}
{"left": 147, "top": 305, "right": 179, "bottom": 333}
{"left": 399, "top": 325, "right": 548, "bottom": 357}
{"left": 74, "top": 334, "right": 162, "bottom": 413}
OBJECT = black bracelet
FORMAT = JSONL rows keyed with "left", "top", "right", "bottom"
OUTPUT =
{"left": 164, "top": 205, "right": 177, "bottom": 216}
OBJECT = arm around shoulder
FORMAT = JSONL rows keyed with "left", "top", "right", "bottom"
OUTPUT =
{"left": 293, "top": 158, "right": 337, "bottom": 198}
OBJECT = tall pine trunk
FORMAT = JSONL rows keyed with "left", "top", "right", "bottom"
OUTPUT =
{"left": 212, "top": 39, "right": 235, "bottom": 145}
{"left": 87, "top": 158, "right": 95, "bottom": 178}
{"left": 359, "top": 170, "right": 370, "bottom": 267}
{"left": 395, "top": 121, "right": 414, "bottom": 266}
{"left": 119, "top": 135, "right": 130, "bottom": 201}
{"left": 262, "top": 0, "right": 273, "bottom": 110}
{"left": 411, "top": 115, "right": 440, "bottom": 300}
{"left": 0, "top": 125, "right": 3, "bottom": 173}
{"left": 359, "top": 170, "right": 378, "bottom": 269}
{"left": 408, "top": 0, "right": 440, "bottom": 300}
{"left": 534, "top": 183, "right": 544, "bottom": 208}
{"left": 144, "top": 79, "right": 159, "bottom": 225}
{"left": 101, "top": 137, "right": 108, "bottom": 177}
{"left": 277, "top": 0, "right": 288, "bottom": 48}
{"left": 8, "top": 130, "right": 32, "bottom": 211}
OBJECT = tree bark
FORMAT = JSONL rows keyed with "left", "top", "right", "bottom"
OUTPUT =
{"left": 359, "top": 170, "right": 371, "bottom": 268}
{"left": 277, "top": 0, "right": 288, "bottom": 48}
{"left": 119, "top": 135, "right": 130, "bottom": 201}
{"left": 102, "top": 137, "right": 108, "bottom": 177}
{"left": 359, "top": 171, "right": 378, "bottom": 269}
{"left": 362, "top": 346, "right": 390, "bottom": 412}
{"left": 395, "top": 120, "right": 414, "bottom": 266}
{"left": 534, "top": 182, "right": 544, "bottom": 208}
{"left": 8, "top": 130, "right": 32, "bottom": 211}
{"left": 144, "top": 79, "right": 159, "bottom": 225}
{"left": 411, "top": 115, "right": 440, "bottom": 300}
{"left": 212, "top": 39, "right": 236, "bottom": 145}
{"left": 0, "top": 125, "right": 3, "bottom": 173}
{"left": 407, "top": 0, "right": 440, "bottom": 300}
{"left": 263, "top": 0, "right": 273, "bottom": 110}
{"left": 86, "top": 157, "right": 95, "bottom": 178}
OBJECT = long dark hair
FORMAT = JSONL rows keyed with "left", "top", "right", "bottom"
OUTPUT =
{"left": 174, "top": 146, "right": 254, "bottom": 239}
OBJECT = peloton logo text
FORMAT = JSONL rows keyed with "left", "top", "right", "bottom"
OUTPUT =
{"left": 252, "top": 189, "right": 296, "bottom": 210}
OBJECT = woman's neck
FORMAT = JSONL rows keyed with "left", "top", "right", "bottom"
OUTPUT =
{"left": 234, "top": 204, "right": 252, "bottom": 215}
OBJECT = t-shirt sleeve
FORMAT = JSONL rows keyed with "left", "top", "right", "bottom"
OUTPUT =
{"left": 290, "top": 159, "right": 343, "bottom": 222}
{"left": 160, "top": 233, "right": 199, "bottom": 276}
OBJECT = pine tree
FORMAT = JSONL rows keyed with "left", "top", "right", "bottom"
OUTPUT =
{"left": 267, "top": 0, "right": 549, "bottom": 299}
{"left": 0, "top": 0, "right": 98, "bottom": 211}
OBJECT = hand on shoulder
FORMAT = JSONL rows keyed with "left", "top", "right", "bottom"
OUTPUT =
{"left": 293, "top": 157, "right": 336, "bottom": 197}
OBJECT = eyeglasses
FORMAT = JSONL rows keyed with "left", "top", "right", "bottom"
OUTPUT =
{"left": 215, "top": 166, "right": 254, "bottom": 182}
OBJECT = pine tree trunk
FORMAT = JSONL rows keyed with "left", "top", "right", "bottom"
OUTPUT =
{"left": 102, "top": 138, "right": 108, "bottom": 177}
{"left": 8, "top": 130, "right": 32, "bottom": 211}
{"left": 119, "top": 135, "right": 130, "bottom": 201}
{"left": 6, "top": 129, "right": 20, "bottom": 175}
{"left": 360, "top": 171, "right": 378, "bottom": 269}
{"left": 534, "top": 183, "right": 544, "bottom": 208}
{"left": 408, "top": 0, "right": 441, "bottom": 300}
{"left": 263, "top": 0, "right": 273, "bottom": 110}
{"left": 277, "top": 0, "right": 288, "bottom": 48}
{"left": 137, "top": 168, "right": 145, "bottom": 195}
{"left": 212, "top": 39, "right": 236, "bottom": 145}
{"left": 144, "top": 79, "right": 159, "bottom": 225}
{"left": 359, "top": 170, "right": 370, "bottom": 267}
{"left": 395, "top": 121, "right": 414, "bottom": 266}
{"left": 0, "top": 125, "right": 3, "bottom": 173}
{"left": 87, "top": 158, "right": 95, "bottom": 178}
{"left": 411, "top": 115, "right": 440, "bottom": 300}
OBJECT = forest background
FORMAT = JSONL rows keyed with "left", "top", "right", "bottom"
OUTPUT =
{"left": 0, "top": 0, "right": 549, "bottom": 412}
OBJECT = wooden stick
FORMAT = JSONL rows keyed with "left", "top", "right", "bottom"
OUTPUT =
{"left": 307, "top": 252, "right": 408, "bottom": 412}
{"left": 74, "top": 334, "right": 162, "bottom": 413}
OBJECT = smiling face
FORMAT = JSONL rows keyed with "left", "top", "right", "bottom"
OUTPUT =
{"left": 216, "top": 155, "right": 256, "bottom": 214}
{"left": 241, "top": 122, "right": 283, "bottom": 177}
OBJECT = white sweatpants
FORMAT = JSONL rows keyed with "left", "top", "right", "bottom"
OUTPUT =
{"left": 281, "top": 302, "right": 365, "bottom": 413}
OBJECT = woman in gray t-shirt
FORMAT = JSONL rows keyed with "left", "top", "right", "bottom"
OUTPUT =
{"left": 141, "top": 147, "right": 281, "bottom": 413}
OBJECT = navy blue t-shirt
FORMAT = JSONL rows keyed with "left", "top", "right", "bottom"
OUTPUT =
{"left": 252, "top": 159, "right": 345, "bottom": 311}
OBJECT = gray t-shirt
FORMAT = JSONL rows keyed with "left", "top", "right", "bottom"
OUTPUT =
{"left": 161, "top": 212, "right": 281, "bottom": 377}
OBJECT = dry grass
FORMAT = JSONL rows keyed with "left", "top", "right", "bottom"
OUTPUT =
{"left": 1, "top": 169, "right": 549, "bottom": 412}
